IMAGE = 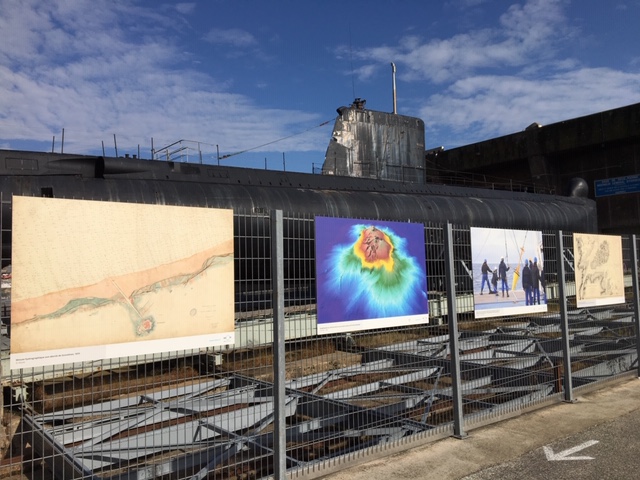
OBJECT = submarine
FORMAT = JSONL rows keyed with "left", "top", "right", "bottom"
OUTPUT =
{"left": 0, "top": 98, "right": 596, "bottom": 312}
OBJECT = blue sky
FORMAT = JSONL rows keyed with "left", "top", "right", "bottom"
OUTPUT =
{"left": 1, "top": 0, "right": 639, "bottom": 173}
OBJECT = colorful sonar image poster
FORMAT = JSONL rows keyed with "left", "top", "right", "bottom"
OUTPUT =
{"left": 470, "top": 227, "right": 548, "bottom": 319}
{"left": 11, "top": 196, "right": 235, "bottom": 369}
{"left": 315, "top": 217, "right": 428, "bottom": 334}
{"left": 574, "top": 233, "right": 625, "bottom": 308}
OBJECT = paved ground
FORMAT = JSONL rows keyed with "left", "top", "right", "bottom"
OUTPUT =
{"left": 462, "top": 410, "right": 640, "bottom": 479}
{"left": 320, "top": 375, "right": 640, "bottom": 480}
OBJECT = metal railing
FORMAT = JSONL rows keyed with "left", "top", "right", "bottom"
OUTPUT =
{"left": 313, "top": 163, "right": 556, "bottom": 194}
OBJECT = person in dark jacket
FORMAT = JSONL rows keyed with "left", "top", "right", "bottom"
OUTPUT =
{"left": 521, "top": 259, "right": 532, "bottom": 305}
{"left": 499, "top": 257, "right": 510, "bottom": 297}
{"left": 480, "top": 259, "right": 492, "bottom": 294}
{"left": 530, "top": 257, "right": 541, "bottom": 305}
{"left": 491, "top": 267, "right": 499, "bottom": 296}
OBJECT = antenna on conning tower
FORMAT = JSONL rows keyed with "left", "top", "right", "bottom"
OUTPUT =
{"left": 391, "top": 62, "right": 397, "bottom": 114}
{"left": 349, "top": 24, "right": 356, "bottom": 99}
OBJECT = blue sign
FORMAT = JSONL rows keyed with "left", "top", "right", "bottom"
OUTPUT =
{"left": 594, "top": 175, "right": 640, "bottom": 198}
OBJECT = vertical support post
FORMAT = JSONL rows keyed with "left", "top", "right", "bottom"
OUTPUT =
{"left": 444, "top": 222, "right": 466, "bottom": 438}
{"left": 555, "top": 230, "right": 574, "bottom": 402}
{"left": 270, "top": 210, "right": 287, "bottom": 479}
{"left": 630, "top": 235, "right": 640, "bottom": 378}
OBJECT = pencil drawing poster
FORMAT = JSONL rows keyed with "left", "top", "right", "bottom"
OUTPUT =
{"left": 470, "top": 227, "right": 547, "bottom": 319}
{"left": 315, "top": 216, "right": 428, "bottom": 334}
{"left": 11, "top": 196, "right": 235, "bottom": 369}
{"left": 574, "top": 233, "right": 625, "bottom": 308}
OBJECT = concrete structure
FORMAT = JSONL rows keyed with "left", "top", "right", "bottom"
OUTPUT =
{"left": 427, "top": 102, "right": 640, "bottom": 234}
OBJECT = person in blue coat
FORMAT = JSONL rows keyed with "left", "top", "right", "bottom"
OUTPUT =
{"left": 530, "top": 257, "right": 541, "bottom": 305}
{"left": 521, "top": 259, "right": 532, "bottom": 305}
{"left": 480, "top": 259, "right": 492, "bottom": 294}
{"left": 499, "top": 257, "right": 510, "bottom": 297}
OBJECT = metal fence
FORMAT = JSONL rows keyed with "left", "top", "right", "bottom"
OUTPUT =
{"left": 0, "top": 205, "right": 638, "bottom": 479}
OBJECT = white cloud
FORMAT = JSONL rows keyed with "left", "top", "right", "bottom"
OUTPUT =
{"left": 353, "top": 64, "right": 378, "bottom": 81}
{"left": 340, "top": 0, "right": 640, "bottom": 149}
{"left": 499, "top": 0, "right": 568, "bottom": 48}
{"left": 0, "top": 0, "right": 327, "bottom": 158}
{"left": 2, "top": 0, "right": 638, "bottom": 164}
{"left": 422, "top": 68, "right": 640, "bottom": 147}
{"left": 0, "top": 57, "right": 323, "bottom": 154}
{"left": 351, "top": 0, "right": 570, "bottom": 84}
{"left": 175, "top": 2, "right": 196, "bottom": 14}
{"left": 203, "top": 28, "right": 258, "bottom": 48}
{"left": 0, "top": 1, "right": 177, "bottom": 69}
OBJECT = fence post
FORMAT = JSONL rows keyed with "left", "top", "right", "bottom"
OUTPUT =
{"left": 630, "top": 235, "right": 640, "bottom": 378}
{"left": 444, "top": 222, "right": 466, "bottom": 438}
{"left": 270, "top": 210, "right": 287, "bottom": 478}
{"left": 555, "top": 230, "right": 574, "bottom": 402}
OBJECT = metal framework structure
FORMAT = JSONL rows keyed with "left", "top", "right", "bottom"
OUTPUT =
{"left": 0, "top": 208, "right": 638, "bottom": 480}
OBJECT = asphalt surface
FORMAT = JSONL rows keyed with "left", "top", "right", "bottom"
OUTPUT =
{"left": 321, "top": 375, "right": 640, "bottom": 480}
{"left": 462, "top": 411, "right": 640, "bottom": 480}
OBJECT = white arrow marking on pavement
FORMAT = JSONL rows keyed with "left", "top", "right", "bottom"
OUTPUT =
{"left": 544, "top": 440, "right": 599, "bottom": 461}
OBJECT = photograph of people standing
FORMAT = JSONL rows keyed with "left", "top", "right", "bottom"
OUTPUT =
{"left": 470, "top": 227, "right": 548, "bottom": 319}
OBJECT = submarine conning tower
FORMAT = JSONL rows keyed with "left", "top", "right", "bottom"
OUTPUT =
{"left": 321, "top": 98, "right": 426, "bottom": 184}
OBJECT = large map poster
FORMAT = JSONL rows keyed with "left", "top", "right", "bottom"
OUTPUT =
{"left": 11, "top": 196, "right": 235, "bottom": 369}
{"left": 315, "top": 217, "right": 428, "bottom": 334}
{"left": 574, "top": 233, "right": 625, "bottom": 308}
